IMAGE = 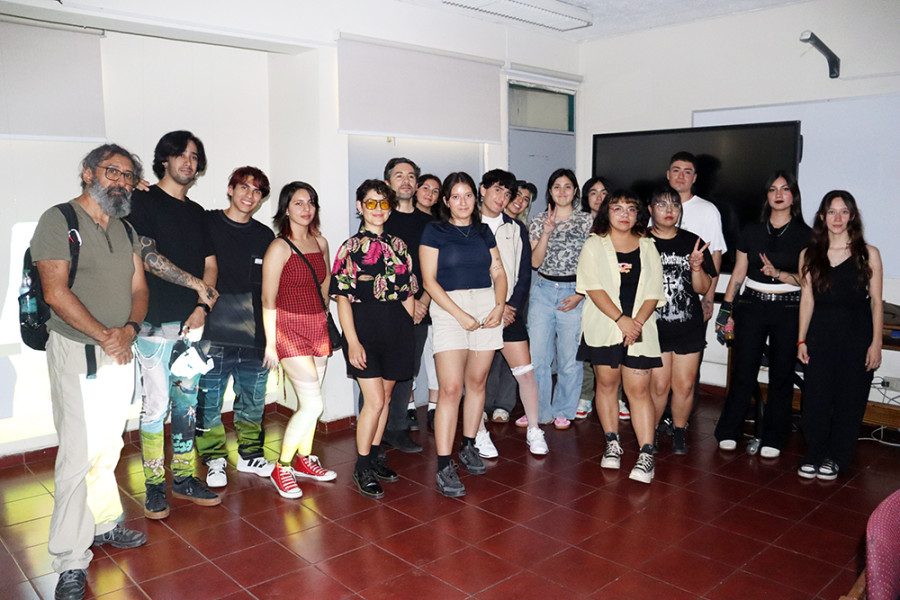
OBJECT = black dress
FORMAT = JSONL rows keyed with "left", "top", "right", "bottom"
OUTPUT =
{"left": 801, "top": 257, "right": 874, "bottom": 469}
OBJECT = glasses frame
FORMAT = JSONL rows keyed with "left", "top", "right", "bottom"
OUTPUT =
{"left": 100, "top": 165, "right": 137, "bottom": 185}
{"left": 363, "top": 199, "right": 391, "bottom": 210}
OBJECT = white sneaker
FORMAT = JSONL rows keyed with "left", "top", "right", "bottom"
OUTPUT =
{"left": 629, "top": 452, "right": 655, "bottom": 484}
{"left": 491, "top": 408, "right": 510, "bottom": 423}
{"left": 718, "top": 439, "right": 737, "bottom": 451}
{"left": 237, "top": 455, "right": 276, "bottom": 477}
{"left": 760, "top": 446, "right": 781, "bottom": 458}
{"left": 526, "top": 427, "right": 548, "bottom": 455}
{"left": 575, "top": 399, "right": 592, "bottom": 420}
{"left": 474, "top": 428, "right": 499, "bottom": 459}
{"left": 601, "top": 439, "right": 624, "bottom": 469}
{"left": 205, "top": 457, "right": 227, "bottom": 488}
{"left": 618, "top": 399, "right": 631, "bottom": 420}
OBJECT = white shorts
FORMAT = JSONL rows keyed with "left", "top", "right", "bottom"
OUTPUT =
{"left": 430, "top": 288, "right": 504, "bottom": 353}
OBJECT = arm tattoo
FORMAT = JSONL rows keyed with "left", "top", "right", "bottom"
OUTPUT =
{"left": 787, "top": 273, "right": 801, "bottom": 286}
{"left": 140, "top": 235, "right": 199, "bottom": 290}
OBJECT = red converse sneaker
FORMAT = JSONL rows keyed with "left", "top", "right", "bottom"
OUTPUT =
{"left": 291, "top": 455, "right": 337, "bottom": 482}
{"left": 270, "top": 463, "right": 302, "bottom": 499}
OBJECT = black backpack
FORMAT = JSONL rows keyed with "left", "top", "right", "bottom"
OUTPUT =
{"left": 19, "top": 203, "right": 133, "bottom": 351}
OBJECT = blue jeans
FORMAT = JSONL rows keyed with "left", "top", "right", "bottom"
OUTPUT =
{"left": 527, "top": 277, "right": 584, "bottom": 422}
{"left": 197, "top": 345, "right": 269, "bottom": 461}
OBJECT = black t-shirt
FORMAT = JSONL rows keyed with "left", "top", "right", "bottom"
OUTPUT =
{"left": 203, "top": 210, "right": 274, "bottom": 349}
{"left": 616, "top": 248, "right": 641, "bottom": 316}
{"left": 384, "top": 209, "right": 433, "bottom": 300}
{"left": 652, "top": 229, "right": 717, "bottom": 340}
{"left": 128, "top": 185, "right": 214, "bottom": 326}
{"left": 737, "top": 217, "right": 811, "bottom": 285}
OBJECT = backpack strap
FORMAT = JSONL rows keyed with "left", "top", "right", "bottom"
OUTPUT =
{"left": 55, "top": 203, "right": 81, "bottom": 289}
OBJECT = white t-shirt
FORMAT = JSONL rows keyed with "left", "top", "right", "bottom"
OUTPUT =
{"left": 482, "top": 213, "right": 503, "bottom": 235}
{"left": 680, "top": 195, "right": 727, "bottom": 254}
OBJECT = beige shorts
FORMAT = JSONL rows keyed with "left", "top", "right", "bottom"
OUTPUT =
{"left": 430, "top": 288, "right": 504, "bottom": 353}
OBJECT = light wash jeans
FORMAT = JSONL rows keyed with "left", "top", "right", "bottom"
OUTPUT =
{"left": 527, "top": 277, "right": 584, "bottom": 422}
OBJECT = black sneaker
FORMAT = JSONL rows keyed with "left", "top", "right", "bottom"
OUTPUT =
{"left": 408, "top": 408, "right": 420, "bottom": 432}
{"left": 144, "top": 482, "right": 169, "bottom": 520}
{"left": 382, "top": 430, "right": 423, "bottom": 453}
{"left": 427, "top": 409, "right": 435, "bottom": 432}
{"left": 353, "top": 468, "right": 385, "bottom": 499}
{"left": 372, "top": 453, "right": 399, "bottom": 482}
{"left": 55, "top": 569, "right": 86, "bottom": 600}
{"left": 672, "top": 427, "right": 689, "bottom": 455}
{"left": 458, "top": 442, "right": 486, "bottom": 475}
{"left": 93, "top": 524, "right": 147, "bottom": 549}
{"left": 436, "top": 461, "right": 466, "bottom": 497}
{"left": 172, "top": 476, "right": 221, "bottom": 507}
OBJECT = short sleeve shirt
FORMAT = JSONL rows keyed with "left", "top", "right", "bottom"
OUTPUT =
{"left": 330, "top": 229, "right": 418, "bottom": 303}
{"left": 528, "top": 210, "right": 592, "bottom": 276}
{"left": 680, "top": 196, "right": 727, "bottom": 254}
{"left": 30, "top": 201, "right": 140, "bottom": 345}
{"left": 651, "top": 229, "right": 717, "bottom": 339}
{"left": 737, "top": 217, "right": 811, "bottom": 286}
{"left": 420, "top": 222, "right": 496, "bottom": 291}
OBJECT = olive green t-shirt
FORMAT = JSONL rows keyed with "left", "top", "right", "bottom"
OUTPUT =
{"left": 30, "top": 200, "right": 141, "bottom": 345}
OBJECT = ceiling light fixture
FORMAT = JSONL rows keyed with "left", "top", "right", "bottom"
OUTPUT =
{"left": 442, "top": 0, "right": 592, "bottom": 32}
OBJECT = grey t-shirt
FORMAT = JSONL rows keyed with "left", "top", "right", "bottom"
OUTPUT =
{"left": 30, "top": 200, "right": 140, "bottom": 345}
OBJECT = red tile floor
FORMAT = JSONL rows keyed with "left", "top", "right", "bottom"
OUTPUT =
{"left": 2, "top": 386, "right": 899, "bottom": 599}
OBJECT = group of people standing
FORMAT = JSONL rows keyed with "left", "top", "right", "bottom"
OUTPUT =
{"left": 33, "top": 135, "right": 883, "bottom": 600}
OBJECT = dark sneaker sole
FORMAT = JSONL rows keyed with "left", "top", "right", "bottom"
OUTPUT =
{"left": 172, "top": 492, "right": 221, "bottom": 506}
{"left": 143, "top": 507, "right": 170, "bottom": 520}
{"left": 437, "top": 483, "right": 466, "bottom": 497}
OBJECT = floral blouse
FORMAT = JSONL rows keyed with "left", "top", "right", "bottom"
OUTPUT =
{"left": 528, "top": 210, "right": 592, "bottom": 276}
{"left": 330, "top": 228, "right": 418, "bottom": 303}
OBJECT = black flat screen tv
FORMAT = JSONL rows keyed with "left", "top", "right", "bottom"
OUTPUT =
{"left": 592, "top": 121, "right": 802, "bottom": 273}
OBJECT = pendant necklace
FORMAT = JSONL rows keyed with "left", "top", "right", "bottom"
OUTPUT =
{"left": 767, "top": 219, "right": 791, "bottom": 238}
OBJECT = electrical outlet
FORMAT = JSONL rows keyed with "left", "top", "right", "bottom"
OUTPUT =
{"left": 883, "top": 377, "right": 900, "bottom": 391}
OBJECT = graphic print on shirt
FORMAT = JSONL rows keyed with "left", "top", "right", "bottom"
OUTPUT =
{"left": 618, "top": 261, "right": 633, "bottom": 274}
{"left": 658, "top": 250, "right": 693, "bottom": 323}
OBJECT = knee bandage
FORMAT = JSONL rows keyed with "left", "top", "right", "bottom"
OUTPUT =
{"left": 510, "top": 363, "right": 534, "bottom": 377}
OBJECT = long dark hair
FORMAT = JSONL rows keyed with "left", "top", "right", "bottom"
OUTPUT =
{"left": 580, "top": 175, "right": 611, "bottom": 213}
{"left": 545, "top": 168, "right": 579, "bottom": 210}
{"left": 591, "top": 190, "right": 649, "bottom": 237}
{"left": 761, "top": 171, "right": 803, "bottom": 222}
{"left": 272, "top": 181, "right": 321, "bottom": 236}
{"left": 802, "top": 190, "right": 870, "bottom": 293}
{"left": 436, "top": 172, "right": 482, "bottom": 226}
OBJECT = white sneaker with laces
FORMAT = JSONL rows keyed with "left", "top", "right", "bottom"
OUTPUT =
{"left": 575, "top": 399, "right": 592, "bottom": 420}
{"left": 618, "top": 399, "right": 631, "bottom": 420}
{"left": 718, "top": 439, "right": 737, "bottom": 451}
{"left": 474, "top": 428, "right": 499, "bottom": 458}
{"left": 760, "top": 446, "right": 781, "bottom": 458}
{"left": 629, "top": 452, "right": 655, "bottom": 484}
{"left": 601, "top": 439, "right": 624, "bottom": 469}
{"left": 526, "top": 427, "right": 549, "bottom": 455}
{"left": 205, "top": 457, "right": 227, "bottom": 488}
{"left": 237, "top": 455, "right": 276, "bottom": 477}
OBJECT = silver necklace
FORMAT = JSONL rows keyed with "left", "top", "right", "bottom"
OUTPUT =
{"left": 767, "top": 219, "right": 791, "bottom": 238}
{"left": 452, "top": 224, "right": 471, "bottom": 238}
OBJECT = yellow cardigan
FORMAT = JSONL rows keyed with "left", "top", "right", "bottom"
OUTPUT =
{"left": 576, "top": 234, "right": 665, "bottom": 356}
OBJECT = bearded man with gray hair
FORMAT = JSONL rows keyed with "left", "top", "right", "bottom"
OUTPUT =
{"left": 30, "top": 143, "right": 150, "bottom": 600}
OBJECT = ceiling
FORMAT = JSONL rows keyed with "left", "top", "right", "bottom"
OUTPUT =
{"left": 400, "top": 0, "right": 814, "bottom": 42}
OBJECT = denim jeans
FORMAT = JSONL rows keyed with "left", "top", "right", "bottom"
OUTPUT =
{"left": 527, "top": 277, "right": 584, "bottom": 422}
{"left": 197, "top": 345, "right": 269, "bottom": 461}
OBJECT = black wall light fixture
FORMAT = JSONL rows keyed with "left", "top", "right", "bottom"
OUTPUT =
{"left": 800, "top": 30, "right": 840, "bottom": 79}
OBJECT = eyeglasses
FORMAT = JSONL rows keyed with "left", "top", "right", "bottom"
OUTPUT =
{"left": 100, "top": 165, "right": 137, "bottom": 185}
{"left": 652, "top": 200, "right": 680, "bottom": 209}
{"left": 363, "top": 199, "right": 391, "bottom": 210}
{"left": 610, "top": 205, "right": 638, "bottom": 215}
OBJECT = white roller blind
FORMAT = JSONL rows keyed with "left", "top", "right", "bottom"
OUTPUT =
{"left": 338, "top": 38, "right": 501, "bottom": 143}
{"left": 0, "top": 21, "right": 105, "bottom": 140}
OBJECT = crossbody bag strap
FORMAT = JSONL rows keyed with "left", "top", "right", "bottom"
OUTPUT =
{"left": 281, "top": 237, "right": 329, "bottom": 314}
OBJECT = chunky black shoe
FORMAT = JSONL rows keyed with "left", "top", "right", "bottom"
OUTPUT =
{"left": 672, "top": 427, "right": 689, "bottom": 455}
{"left": 172, "top": 476, "right": 221, "bottom": 507}
{"left": 407, "top": 408, "right": 420, "bottom": 432}
{"left": 144, "top": 482, "right": 169, "bottom": 519}
{"left": 458, "top": 442, "right": 486, "bottom": 475}
{"left": 427, "top": 409, "right": 435, "bottom": 432}
{"left": 382, "top": 430, "right": 422, "bottom": 453}
{"left": 55, "top": 569, "right": 86, "bottom": 600}
{"left": 436, "top": 460, "right": 466, "bottom": 497}
{"left": 372, "top": 453, "right": 399, "bottom": 483}
{"left": 353, "top": 468, "right": 385, "bottom": 499}
{"left": 93, "top": 524, "right": 147, "bottom": 549}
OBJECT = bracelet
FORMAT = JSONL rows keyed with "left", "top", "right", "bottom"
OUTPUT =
{"left": 196, "top": 303, "right": 211, "bottom": 314}
{"left": 796, "top": 340, "right": 806, "bottom": 346}
{"left": 614, "top": 312, "right": 625, "bottom": 322}
{"left": 635, "top": 319, "right": 644, "bottom": 326}
{"left": 125, "top": 321, "right": 140, "bottom": 336}
{"left": 776, "top": 270, "right": 782, "bottom": 279}
{"left": 691, "top": 265, "right": 702, "bottom": 272}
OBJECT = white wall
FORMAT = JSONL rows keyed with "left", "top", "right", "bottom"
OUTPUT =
{"left": 576, "top": 0, "right": 900, "bottom": 390}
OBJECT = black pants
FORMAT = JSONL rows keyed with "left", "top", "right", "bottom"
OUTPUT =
{"left": 383, "top": 321, "right": 429, "bottom": 434}
{"left": 714, "top": 296, "right": 799, "bottom": 449}
{"left": 484, "top": 352, "right": 517, "bottom": 414}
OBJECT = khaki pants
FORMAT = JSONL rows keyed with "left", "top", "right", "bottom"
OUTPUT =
{"left": 46, "top": 331, "right": 134, "bottom": 573}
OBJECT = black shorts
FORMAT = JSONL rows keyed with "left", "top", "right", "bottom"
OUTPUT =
{"left": 658, "top": 327, "right": 706, "bottom": 355}
{"left": 502, "top": 315, "right": 529, "bottom": 343}
{"left": 576, "top": 337, "right": 662, "bottom": 370}
{"left": 343, "top": 301, "right": 414, "bottom": 381}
